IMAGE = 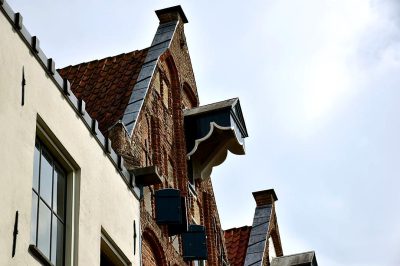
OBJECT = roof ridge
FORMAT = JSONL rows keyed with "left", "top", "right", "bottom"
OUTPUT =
{"left": 57, "top": 48, "right": 149, "bottom": 71}
{"left": 272, "top": 251, "right": 315, "bottom": 259}
{"left": 224, "top": 225, "right": 252, "bottom": 232}
{"left": 199, "top": 97, "right": 238, "bottom": 109}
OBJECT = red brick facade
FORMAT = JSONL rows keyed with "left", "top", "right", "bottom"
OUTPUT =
{"left": 128, "top": 13, "right": 230, "bottom": 266}
{"left": 60, "top": 6, "right": 233, "bottom": 265}
{"left": 56, "top": 5, "right": 319, "bottom": 266}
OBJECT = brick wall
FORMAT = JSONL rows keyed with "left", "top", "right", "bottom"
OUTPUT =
{"left": 142, "top": 239, "right": 160, "bottom": 266}
{"left": 200, "top": 179, "right": 229, "bottom": 265}
{"left": 111, "top": 18, "right": 228, "bottom": 266}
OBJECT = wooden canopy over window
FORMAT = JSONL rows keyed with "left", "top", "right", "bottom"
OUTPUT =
{"left": 184, "top": 98, "right": 248, "bottom": 180}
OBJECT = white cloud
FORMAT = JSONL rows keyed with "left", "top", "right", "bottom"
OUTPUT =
{"left": 249, "top": 0, "right": 396, "bottom": 138}
{"left": 293, "top": 0, "right": 375, "bottom": 133}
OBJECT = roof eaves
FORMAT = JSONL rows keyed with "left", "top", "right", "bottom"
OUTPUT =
{"left": 0, "top": 0, "right": 139, "bottom": 199}
{"left": 270, "top": 251, "right": 317, "bottom": 266}
{"left": 184, "top": 98, "right": 238, "bottom": 117}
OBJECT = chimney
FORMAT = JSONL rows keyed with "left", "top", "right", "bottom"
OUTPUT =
{"left": 243, "top": 189, "right": 280, "bottom": 266}
{"left": 252, "top": 189, "right": 278, "bottom": 206}
{"left": 155, "top": 5, "right": 188, "bottom": 24}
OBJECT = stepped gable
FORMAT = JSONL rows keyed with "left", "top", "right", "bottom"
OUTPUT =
{"left": 224, "top": 226, "right": 252, "bottom": 266}
{"left": 58, "top": 48, "right": 148, "bottom": 135}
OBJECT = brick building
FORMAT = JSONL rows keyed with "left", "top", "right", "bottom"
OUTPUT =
{"left": 1, "top": 0, "right": 318, "bottom": 264}
{"left": 224, "top": 189, "right": 318, "bottom": 266}
{"left": 1, "top": 0, "right": 250, "bottom": 264}
{"left": 58, "top": 5, "right": 248, "bottom": 266}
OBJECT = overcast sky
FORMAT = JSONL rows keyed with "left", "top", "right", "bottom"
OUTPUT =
{"left": 6, "top": 0, "right": 400, "bottom": 265}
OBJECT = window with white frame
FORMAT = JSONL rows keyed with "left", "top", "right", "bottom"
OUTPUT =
{"left": 30, "top": 138, "right": 67, "bottom": 265}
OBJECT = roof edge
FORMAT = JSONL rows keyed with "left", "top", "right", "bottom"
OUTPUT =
{"left": 121, "top": 17, "right": 180, "bottom": 134}
{"left": 0, "top": 0, "right": 139, "bottom": 198}
{"left": 184, "top": 98, "right": 238, "bottom": 117}
{"left": 155, "top": 5, "right": 188, "bottom": 24}
{"left": 252, "top": 189, "right": 278, "bottom": 206}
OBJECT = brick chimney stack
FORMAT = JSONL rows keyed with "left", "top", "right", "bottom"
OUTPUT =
{"left": 155, "top": 5, "right": 188, "bottom": 24}
{"left": 244, "top": 189, "right": 281, "bottom": 266}
{"left": 252, "top": 189, "right": 278, "bottom": 206}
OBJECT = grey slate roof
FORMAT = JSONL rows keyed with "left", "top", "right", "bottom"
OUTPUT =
{"left": 184, "top": 98, "right": 238, "bottom": 117}
{"left": 271, "top": 251, "right": 318, "bottom": 266}
{"left": 243, "top": 205, "right": 273, "bottom": 266}
{"left": 121, "top": 19, "right": 179, "bottom": 134}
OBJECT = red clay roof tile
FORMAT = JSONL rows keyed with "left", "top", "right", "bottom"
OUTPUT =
{"left": 224, "top": 226, "right": 252, "bottom": 266}
{"left": 58, "top": 48, "right": 149, "bottom": 135}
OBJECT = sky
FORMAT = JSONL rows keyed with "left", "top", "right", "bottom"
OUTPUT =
{"left": 5, "top": 0, "right": 400, "bottom": 265}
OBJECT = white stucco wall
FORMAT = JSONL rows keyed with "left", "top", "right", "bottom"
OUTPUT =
{"left": 0, "top": 8, "right": 140, "bottom": 266}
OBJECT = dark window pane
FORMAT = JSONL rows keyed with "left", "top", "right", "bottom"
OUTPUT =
{"left": 53, "top": 167, "right": 66, "bottom": 221}
{"left": 37, "top": 200, "right": 51, "bottom": 258}
{"left": 40, "top": 151, "right": 53, "bottom": 206}
{"left": 33, "top": 141, "right": 40, "bottom": 192}
{"left": 101, "top": 250, "right": 115, "bottom": 266}
{"left": 30, "top": 191, "right": 38, "bottom": 244}
{"left": 51, "top": 215, "right": 64, "bottom": 266}
{"left": 56, "top": 219, "right": 65, "bottom": 266}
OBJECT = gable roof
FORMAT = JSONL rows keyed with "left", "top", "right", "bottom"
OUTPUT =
{"left": 59, "top": 6, "right": 186, "bottom": 136}
{"left": 58, "top": 49, "right": 148, "bottom": 135}
{"left": 270, "top": 251, "right": 318, "bottom": 266}
{"left": 224, "top": 226, "right": 252, "bottom": 266}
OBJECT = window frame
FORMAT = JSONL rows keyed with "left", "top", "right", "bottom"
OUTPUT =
{"left": 30, "top": 138, "right": 67, "bottom": 265}
{"left": 100, "top": 229, "right": 131, "bottom": 266}
{"left": 29, "top": 119, "right": 80, "bottom": 266}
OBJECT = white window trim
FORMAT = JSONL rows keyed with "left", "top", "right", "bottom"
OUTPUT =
{"left": 36, "top": 117, "right": 80, "bottom": 266}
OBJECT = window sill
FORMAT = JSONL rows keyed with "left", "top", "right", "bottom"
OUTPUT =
{"left": 28, "top": 245, "right": 54, "bottom": 266}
